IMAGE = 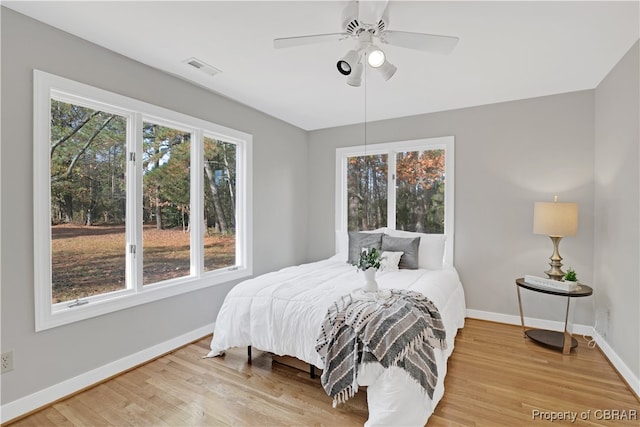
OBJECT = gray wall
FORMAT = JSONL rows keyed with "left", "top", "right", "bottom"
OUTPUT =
{"left": 0, "top": 8, "right": 308, "bottom": 405}
{"left": 2, "top": 4, "right": 638, "bottom": 414}
{"left": 594, "top": 41, "right": 639, "bottom": 379}
{"left": 308, "top": 91, "right": 596, "bottom": 326}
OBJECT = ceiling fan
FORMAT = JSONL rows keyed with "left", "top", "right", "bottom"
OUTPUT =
{"left": 273, "top": 0, "right": 459, "bottom": 86}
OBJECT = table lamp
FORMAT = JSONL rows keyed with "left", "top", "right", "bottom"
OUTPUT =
{"left": 533, "top": 196, "right": 578, "bottom": 281}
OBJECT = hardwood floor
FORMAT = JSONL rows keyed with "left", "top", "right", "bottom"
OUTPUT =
{"left": 7, "top": 319, "right": 639, "bottom": 426}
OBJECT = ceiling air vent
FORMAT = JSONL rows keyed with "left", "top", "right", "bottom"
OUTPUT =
{"left": 183, "top": 57, "right": 221, "bottom": 77}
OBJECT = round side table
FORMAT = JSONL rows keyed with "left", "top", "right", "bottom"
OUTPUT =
{"left": 515, "top": 278, "right": 593, "bottom": 354}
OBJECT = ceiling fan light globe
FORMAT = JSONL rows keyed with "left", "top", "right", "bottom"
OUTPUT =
{"left": 337, "top": 60, "right": 352, "bottom": 75}
{"left": 337, "top": 49, "right": 360, "bottom": 76}
{"left": 346, "top": 63, "right": 363, "bottom": 86}
{"left": 377, "top": 60, "right": 397, "bottom": 81}
{"left": 367, "top": 49, "right": 386, "bottom": 68}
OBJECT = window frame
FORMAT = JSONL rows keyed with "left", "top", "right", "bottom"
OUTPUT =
{"left": 34, "top": 70, "right": 253, "bottom": 331}
{"left": 335, "top": 136, "right": 454, "bottom": 261}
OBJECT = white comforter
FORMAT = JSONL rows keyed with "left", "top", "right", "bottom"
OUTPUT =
{"left": 207, "top": 257, "right": 466, "bottom": 426}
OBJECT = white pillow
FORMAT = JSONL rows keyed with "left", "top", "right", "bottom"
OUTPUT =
{"left": 385, "top": 229, "right": 446, "bottom": 269}
{"left": 380, "top": 251, "right": 404, "bottom": 272}
{"left": 421, "top": 234, "right": 446, "bottom": 269}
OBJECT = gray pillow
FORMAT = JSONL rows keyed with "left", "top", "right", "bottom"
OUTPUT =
{"left": 348, "top": 232, "right": 384, "bottom": 264}
{"left": 381, "top": 235, "right": 420, "bottom": 269}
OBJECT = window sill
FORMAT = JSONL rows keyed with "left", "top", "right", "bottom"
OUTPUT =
{"left": 37, "top": 267, "right": 251, "bottom": 331}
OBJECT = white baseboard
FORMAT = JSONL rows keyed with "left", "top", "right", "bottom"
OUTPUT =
{"left": 465, "top": 308, "right": 593, "bottom": 335}
{"left": 592, "top": 329, "right": 640, "bottom": 398}
{"left": 466, "top": 309, "right": 639, "bottom": 398}
{"left": 0, "top": 323, "right": 215, "bottom": 424}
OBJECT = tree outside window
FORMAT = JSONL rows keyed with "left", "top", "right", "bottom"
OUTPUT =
{"left": 344, "top": 145, "right": 447, "bottom": 234}
{"left": 35, "top": 70, "right": 252, "bottom": 330}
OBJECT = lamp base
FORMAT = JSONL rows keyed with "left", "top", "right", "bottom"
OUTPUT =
{"left": 545, "top": 236, "right": 566, "bottom": 281}
{"left": 545, "top": 266, "right": 565, "bottom": 282}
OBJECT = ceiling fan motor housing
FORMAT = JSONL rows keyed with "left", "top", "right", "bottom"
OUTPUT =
{"left": 341, "top": 1, "right": 388, "bottom": 36}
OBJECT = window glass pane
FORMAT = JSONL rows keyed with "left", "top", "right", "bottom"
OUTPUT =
{"left": 347, "top": 154, "right": 388, "bottom": 231}
{"left": 203, "top": 137, "right": 236, "bottom": 271}
{"left": 50, "top": 100, "right": 127, "bottom": 303}
{"left": 142, "top": 122, "right": 191, "bottom": 284}
{"left": 396, "top": 149, "right": 445, "bottom": 233}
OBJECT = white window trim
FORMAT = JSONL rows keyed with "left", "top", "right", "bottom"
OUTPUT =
{"left": 335, "top": 136, "right": 455, "bottom": 264}
{"left": 33, "top": 70, "right": 253, "bottom": 331}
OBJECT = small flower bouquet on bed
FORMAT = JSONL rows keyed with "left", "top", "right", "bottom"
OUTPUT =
{"left": 353, "top": 248, "right": 383, "bottom": 292}
{"left": 353, "top": 247, "right": 383, "bottom": 271}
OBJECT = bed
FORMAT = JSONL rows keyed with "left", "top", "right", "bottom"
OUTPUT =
{"left": 206, "top": 228, "right": 466, "bottom": 426}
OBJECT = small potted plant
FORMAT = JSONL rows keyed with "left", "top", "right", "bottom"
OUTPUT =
{"left": 353, "top": 247, "right": 383, "bottom": 292}
{"left": 564, "top": 267, "right": 578, "bottom": 283}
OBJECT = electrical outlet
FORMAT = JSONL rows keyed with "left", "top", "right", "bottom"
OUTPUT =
{"left": 1, "top": 350, "right": 14, "bottom": 373}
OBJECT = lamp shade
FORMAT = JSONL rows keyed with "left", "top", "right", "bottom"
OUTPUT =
{"left": 533, "top": 202, "right": 578, "bottom": 237}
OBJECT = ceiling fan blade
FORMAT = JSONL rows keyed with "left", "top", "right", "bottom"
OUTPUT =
{"left": 379, "top": 30, "right": 459, "bottom": 54}
{"left": 273, "top": 33, "right": 347, "bottom": 49}
{"left": 358, "top": 0, "right": 389, "bottom": 25}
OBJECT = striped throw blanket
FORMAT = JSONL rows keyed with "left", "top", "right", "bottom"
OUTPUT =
{"left": 315, "top": 289, "right": 447, "bottom": 407}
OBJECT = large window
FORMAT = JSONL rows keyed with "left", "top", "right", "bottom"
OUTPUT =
{"left": 336, "top": 136, "right": 454, "bottom": 236}
{"left": 34, "top": 70, "right": 252, "bottom": 330}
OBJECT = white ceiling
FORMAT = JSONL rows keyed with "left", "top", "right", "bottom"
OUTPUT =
{"left": 4, "top": 1, "right": 639, "bottom": 130}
